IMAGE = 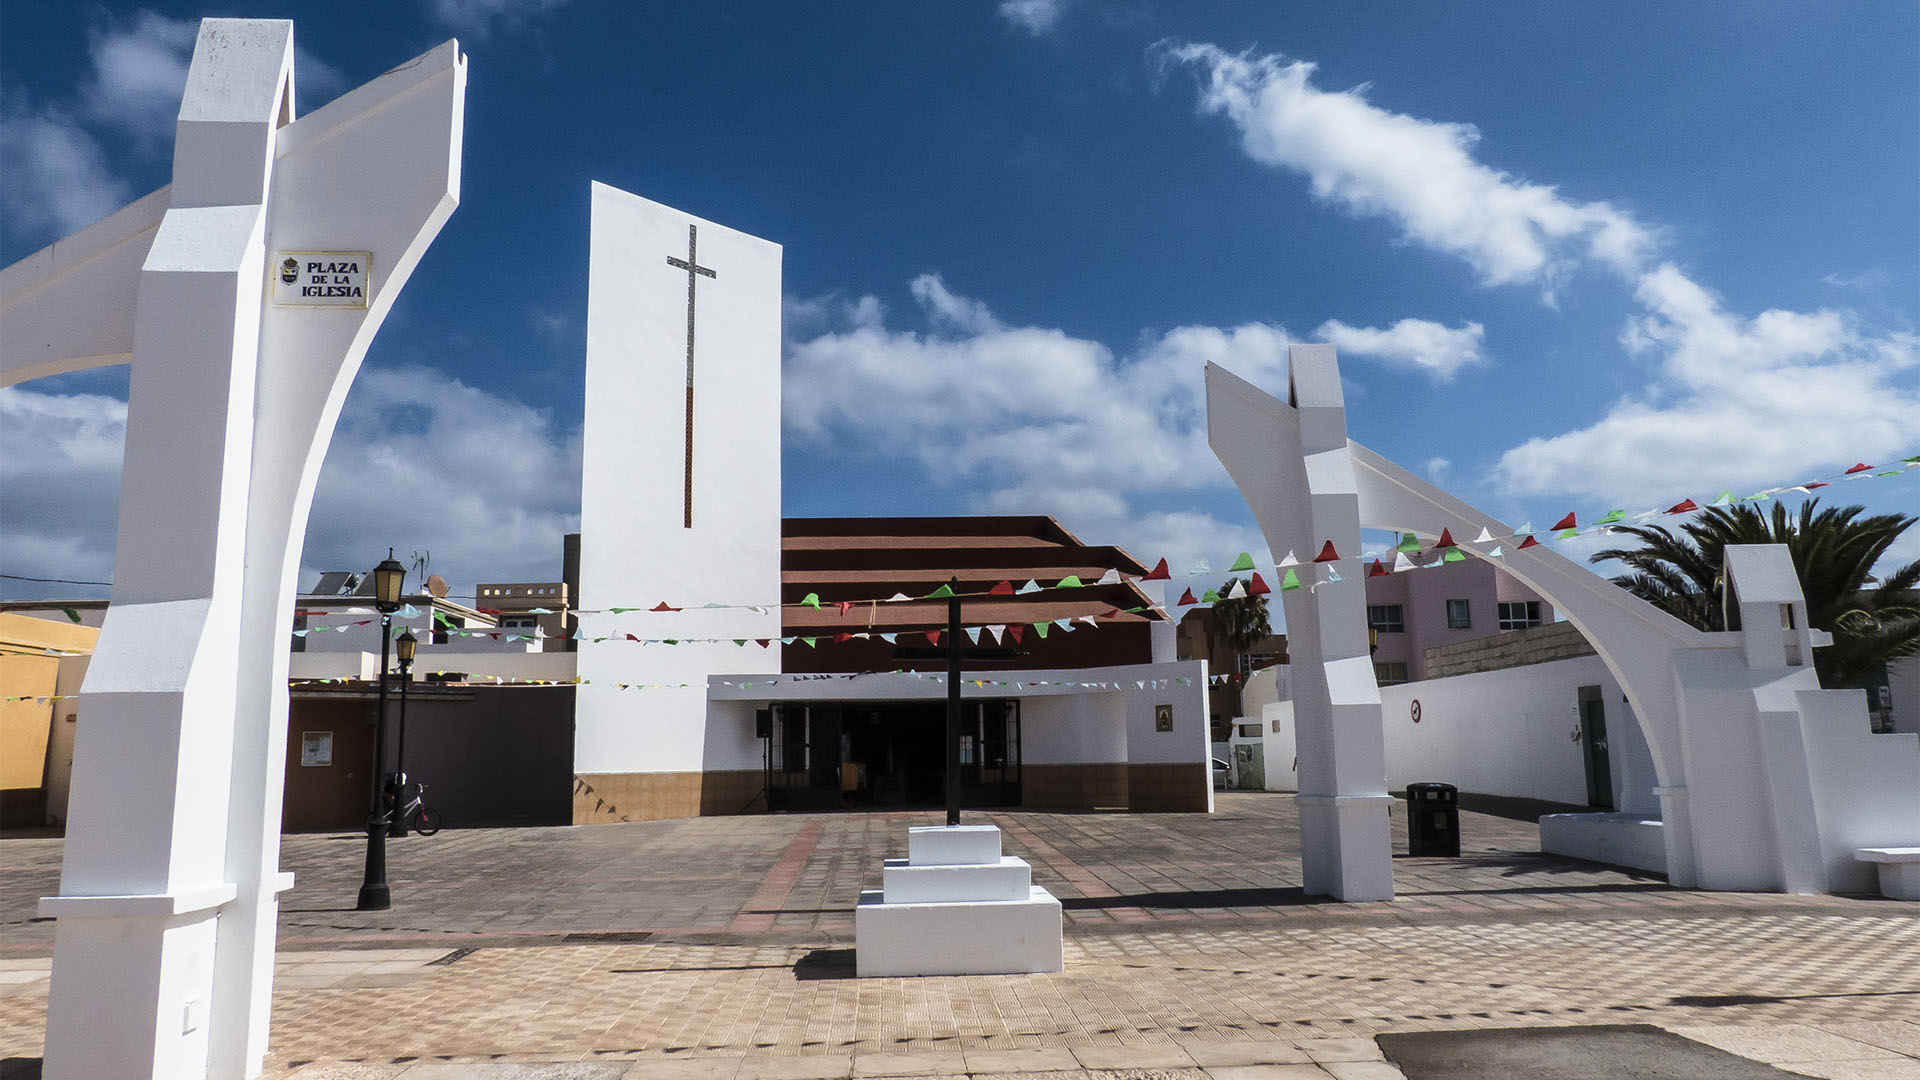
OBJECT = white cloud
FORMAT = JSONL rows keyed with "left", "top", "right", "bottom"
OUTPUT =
{"left": 301, "top": 365, "right": 581, "bottom": 590}
{"left": 0, "top": 370, "right": 582, "bottom": 600}
{"left": 1156, "top": 42, "right": 1655, "bottom": 295}
{"left": 1496, "top": 264, "right": 1920, "bottom": 502}
{"left": 1315, "top": 317, "right": 1486, "bottom": 380}
{"left": 0, "top": 99, "right": 132, "bottom": 240}
{"left": 79, "top": 11, "right": 197, "bottom": 141}
{"left": 785, "top": 276, "right": 1294, "bottom": 577}
{"left": 426, "top": 0, "right": 572, "bottom": 37}
{"left": 0, "top": 387, "right": 130, "bottom": 597}
{"left": 999, "top": 0, "right": 1069, "bottom": 36}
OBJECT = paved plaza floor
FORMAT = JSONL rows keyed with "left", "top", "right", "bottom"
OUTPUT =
{"left": 3, "top": 793, "right": 1919, "bottom": 1078}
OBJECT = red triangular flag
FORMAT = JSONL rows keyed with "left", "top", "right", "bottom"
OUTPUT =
{"left": 1666, "top": 498, "right": 1697, "bottom": 514}
{"left": 1551, "top": 512, "right": 1576, "bottom": 531}
{"left": 1433, "top": 528, "right": 1456, "bottom": 549}
{"left": 835, "top": 601, "right": 854, "bottom": 616}
{"left": 1805, "top": 481, "right": 1828, "bottom": 489}
{"left": 1008, "top": 625, "right": 1024, "bottom": 644}
{"left": 925, "top": 630, "right": 941, "bottom": 646}
{"left": 1368, "top": 559, "right": 1387, "bottom": 577}
{"left": 1846, "top": 462, "right": 1872, "bottom": 474}
{"left": 625, "top": 633, "right": 641, "bottom": 642}
{"left": 1178, "top": 588, "right": 1199, "bottom": 606}
{"left": 755, "top": 639, "right": 771, "bottom": 648}
{"left": 1313, "top": 540, "right": 1340, "bottom": 562}
{"left": 1518, "top": 535, "right": 1540, "bottom": 549}
{"left": 1099, "top": 608, "right": 1122, "bottom": 619}
{"left": 1142, "top": 558, "right": 1171, "bottom": 581}
{"left": 988, "top": 580, "right": 1014, "bottom": 596}
{"left": 650, "top": 601, "right": 680, "bottom": 612}
{"left": 834, "top": 632, "right": 852, "bottom": 643}
{"left": 1247, "top": 572, "right": 1271, "bottom": 595}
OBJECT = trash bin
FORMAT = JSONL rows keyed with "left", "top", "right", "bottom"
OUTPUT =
{"left": 1405, "top": 782, "right": 1459, "bottom": 857}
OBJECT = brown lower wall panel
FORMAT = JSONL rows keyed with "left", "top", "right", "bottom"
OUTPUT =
{"left": 1020, "top": 763, "right": 1129, "bottom": 809}
{"left": 1127, "top": 762, "right": 1211, "bottom": 812}
{"left": 573, "top": 770, "right": 766, "bottom": 824}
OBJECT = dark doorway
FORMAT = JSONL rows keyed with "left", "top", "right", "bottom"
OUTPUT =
{"left": 766, "top": 700, "right": 1021, "bottom": 810}
{"left": 1577, "top": 685, "right": 1614, "bottom": 809}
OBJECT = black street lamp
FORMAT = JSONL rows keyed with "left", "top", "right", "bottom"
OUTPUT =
{"left": 356, "top": 550, "right": 406, "bottom": 911}
{"left": 387, "top": 627, "right": 417, "bottom": 838}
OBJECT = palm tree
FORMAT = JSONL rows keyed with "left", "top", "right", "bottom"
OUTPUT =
{"left": 1214, "top": 577, "right": 1272, "bottom": 656}
{"left": 1590, "top": 499, "right": 1920, "bottom": 688}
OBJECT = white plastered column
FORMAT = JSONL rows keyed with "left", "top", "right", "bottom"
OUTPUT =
{"left": 1206, "top": 350, "right": 1393, "bottom": 901}
{"left": 4, "top": 20, "right": 466, "bottom": 1079}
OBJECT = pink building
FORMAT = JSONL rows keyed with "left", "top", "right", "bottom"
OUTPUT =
{"left": 1364, "top": 555, "right": 1553, "bottom": 685}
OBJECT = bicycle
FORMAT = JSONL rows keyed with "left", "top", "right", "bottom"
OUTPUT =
{"left": 390, "top": 774, "right": 443, "bottom": 836}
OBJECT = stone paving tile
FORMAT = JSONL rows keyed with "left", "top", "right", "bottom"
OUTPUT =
{"left": 1175, "top": 1043, "right": 1312, "bottom": 1067}
{"left": 1779, "top": 1063, "right": 1920, "bottom": 1080}
{"left": 1668, "top": 1023, "right": 1904, "bottom": 1065}
{"left": 1198, "top": 1066, "right": 1329, "bottom": 1080}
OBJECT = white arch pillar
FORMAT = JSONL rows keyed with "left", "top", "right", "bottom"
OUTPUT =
{"left": 2, "top": 20, "right": 465, "bottom": 1079}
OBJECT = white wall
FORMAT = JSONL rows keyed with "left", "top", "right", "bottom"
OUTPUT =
{"left": 1890, "top": 654, "right": 1920, "bottom": 735}
{"left": 575, "top": 184, "right": 782, "bottom": 776}
{"left": 1371, "top": 654, "right": 1657, "bottom": 810}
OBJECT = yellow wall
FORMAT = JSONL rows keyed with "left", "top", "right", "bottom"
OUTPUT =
{"left": 1, "top": 655, "right": 58, "bottom": 789}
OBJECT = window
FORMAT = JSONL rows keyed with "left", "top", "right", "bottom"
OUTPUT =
{"left": 1445, "top": 598, "right": 1471, "bottom": 630}
{"left": 1374, "top": 661, "right": 1409, "bottom": 686}
{"left": 1238, "top": 651, "right": 1276, "bottom": 675}
{"left": 1498, "top": 601, "right": 1542, "bottom": 630}
{"left": 499, "top": 614, "right": 538, "bottom": 630}
{"left": 1367, "top": 604, "right": 1404, "bottom": 633}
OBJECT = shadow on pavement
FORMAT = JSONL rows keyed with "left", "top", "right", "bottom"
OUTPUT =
{"left": 793, "top": 947, "right": 857, "bottom": 980}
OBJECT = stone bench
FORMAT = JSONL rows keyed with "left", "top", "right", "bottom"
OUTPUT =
{"left": 1854, "top": 848, "right": 1920, "bottom": 900}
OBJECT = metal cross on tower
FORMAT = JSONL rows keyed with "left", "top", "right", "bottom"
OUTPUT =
{"left": 666, "top": 223, "right": 717, "bottom": 528}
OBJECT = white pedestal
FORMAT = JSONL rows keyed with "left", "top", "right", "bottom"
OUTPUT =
{"left": 855, "top": 826, "right": 1063, "bottom": 977}
{"left": 1856, "top": 848, "right": 1920, "bottom": 900}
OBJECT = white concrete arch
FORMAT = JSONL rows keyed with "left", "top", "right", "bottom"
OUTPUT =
{"left": 2, "top": 20, "right": 465, "bottom": 1079}
{"left": 1208, "top": 350, "right": 1920, "bottom": 899}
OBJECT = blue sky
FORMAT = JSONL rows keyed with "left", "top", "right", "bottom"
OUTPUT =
{"left": 3, "top": 1, "right": 1916, "bottom": 603}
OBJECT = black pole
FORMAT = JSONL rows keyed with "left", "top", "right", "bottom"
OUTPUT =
{"left": 946, "top": 575, "right": 962, "bottom": 827}
{"left": 357, "top": 614, "right": 394, "bottom": 910}
{"left": 387, "top": 657, "right": 411, "bottom": 838}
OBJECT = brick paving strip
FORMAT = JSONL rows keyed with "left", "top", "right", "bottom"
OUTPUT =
{"left": 729, "top": 820, "right": 828, "bottom": 934}
{"left": 989, "top": 814, "right": 1150, "bottom": 924}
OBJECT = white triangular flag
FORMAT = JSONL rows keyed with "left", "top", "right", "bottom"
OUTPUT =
{"left": 1055, "top": 618, "right": 1074, "bottom": 632}
{"left": 880, "top": 633, "right": 897, "bottom": 643}
{"left": 1017, "top": 579, "right": 1043, "bottom": 594}
{"left": 1189, "top": 560, "right": 1211, "bottom": 576}
{"left": 1276, "top": 551, "right": 1299, "bottom": 567}
{"left": 965, "top": 627, "right": 981, "bottom": 644}
{"left": 886, "top": 592, "right": 911, "bottom": 603}
{"left": 1472, "top": 527, "right": 1495, "bottom": 543}
{"left": 1393, "top": 552, "right": 1415, "bottom": 573}
{"left": 986, "top": 625, "right": 1005, "bottom": 645}
{"left": 1487, "top": 545, "right": 1504, "bottom": 558}
{"left": 1224, "top": 579, "right": 1247, "bottom": 599}
{"left": 1096, "top": 568, "right": 1121, "bottom": 585}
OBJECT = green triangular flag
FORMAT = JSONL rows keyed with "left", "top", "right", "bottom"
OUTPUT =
{"left": 1228, "top": 551, "right": 1256, "bottom": 572}
{"left": 1557, "top": 527, "right": 1580, "bottom": 539}
{"left": 1280, "top": 568, "right": 1302, "bottom": 591}
{"left": 61, "top": 607, "right": 81, "bottom": 624}
{"left": 1595, "top": 509, "right": 1625, "bottom": 524}
{"left": 1201, "top": 588, "right": 1221, "bottom": 603}
{"left": 1744, "top": 491, "right": 1771, "bottom": 501}
{"left": 1033, "top": 622, "right": 1050, "bottom": 639}
{"left": 1055, "top": 575, "right": 1083, "bottom": 588}
{"left": 733, "top": 639, "right": 747, "bottom": 647}
{"left": 1396, "top": 532, "right": 1420, "bottom": 552}
{"left": 802, "top": 636, "right": 817, "bottom": 648}
{"left": 1442, "top": 547, "right": 1466, "bottom": 563}
{"left": 609, "top": 606, "right": 635, "bottom": 614}
{"left": 1711, "top": 491, "right": 1734, "bottom": 506}
{"left": 802, "top": 592, "right": 821, "bottom": 609}
{"left": 926, "top": 583, "right": 955, "bottom": 599}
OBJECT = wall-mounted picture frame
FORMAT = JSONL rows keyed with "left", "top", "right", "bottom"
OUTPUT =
{"left": 1154, "top": 704, "right": 1173, "bottom": 732}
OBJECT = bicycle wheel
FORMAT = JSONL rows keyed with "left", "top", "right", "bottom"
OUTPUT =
{"left": 414, "top": 807, "right": 443, "bottom": 836}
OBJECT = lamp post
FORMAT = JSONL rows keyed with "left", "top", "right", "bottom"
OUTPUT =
{"left": 387, "top": 627, "right": 417, "bottom": 838}
{"left": 356, "top": 550, "right": 406, "bottom": 911}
